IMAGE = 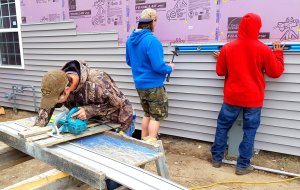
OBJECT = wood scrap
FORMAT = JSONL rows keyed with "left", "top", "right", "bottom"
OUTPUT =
{"left": 18, "top": 126, "right": 52, "bottom": 138}
{"left": 0, "top": 107, "right": 5, "bottom": 115}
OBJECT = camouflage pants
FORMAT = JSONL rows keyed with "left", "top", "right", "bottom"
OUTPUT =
{"left": 137, "top": 86, "right": 168, "bottom": 121}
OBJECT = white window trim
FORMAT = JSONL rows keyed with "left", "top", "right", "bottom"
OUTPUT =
{"left": 0, "top": 0, "right": 24, "bottom": 69}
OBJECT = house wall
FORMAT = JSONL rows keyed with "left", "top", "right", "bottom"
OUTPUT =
{"left": 0, "top": 21, "right": 299, "bottom": 156}
{"left": 20, "top": 0, "right": 300, "bottom": 43}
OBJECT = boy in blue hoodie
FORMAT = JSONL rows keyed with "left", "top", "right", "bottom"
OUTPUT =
{"left": 126, "top": 8, "right": 175, "bottom": 143}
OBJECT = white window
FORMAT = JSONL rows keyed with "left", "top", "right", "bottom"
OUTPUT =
{"left": 0, "top": 0, "right": 24, "bottom": 68}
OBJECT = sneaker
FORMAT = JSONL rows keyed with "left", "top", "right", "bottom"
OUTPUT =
{"left": 235, "top": 165, "right": 254, "bottom": 175}
{"left": 212, "top": 160, "right": 222, "bottom": 168}
{"left": 145, "top": 137, "right": 157, "bottom": 144}
{"left": 142, "top": 136, "right": 151, "bottom": 141}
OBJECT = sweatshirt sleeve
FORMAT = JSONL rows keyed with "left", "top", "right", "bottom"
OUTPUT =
{"left": 34, "top": 107, "right": 55, "bottom": 127}
{"left": 125, "top": 41, "right": 131, "bottom": 67}
{"left": 263, "top": 48, "right": 284, "bottom": 78}
{"left": 216, "top": 46, "right": 227, "bottom": 76}
{"left": 147, "top": 38, "right": 172, "bottom": 75}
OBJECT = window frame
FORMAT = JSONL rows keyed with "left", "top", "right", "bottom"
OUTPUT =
{"left": 0, "top": 0, "right": 24, "bottom": 69}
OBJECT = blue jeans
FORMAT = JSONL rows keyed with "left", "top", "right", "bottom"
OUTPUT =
{"left": 211, "top": 103, "right": 262, "bottom": 169}
{"left": 124, "top": 112, "right": 136, "bottom": 136}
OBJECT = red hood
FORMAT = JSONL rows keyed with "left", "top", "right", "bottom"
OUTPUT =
{"left": 238, "top": 13, "right": 262, "bottom": 40}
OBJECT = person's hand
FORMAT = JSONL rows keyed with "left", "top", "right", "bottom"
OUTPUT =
{"left": 272, "top": 41, "right": 285, "bottom": 51}
{"left": 168, "top": 62, "right": 175, "bottom": 71}
{"left": 213, "top": 51, "right": 220, "bottom": 59}
{"left": 71, "top": 107, "right": 87, "bottom": 120}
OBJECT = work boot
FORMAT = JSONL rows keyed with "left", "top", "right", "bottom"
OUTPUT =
{"left": 212, "top": 160, "right": 222, "bottom": 168}
{"left": 235, "top": 165, "right": 254, "bottom": 175}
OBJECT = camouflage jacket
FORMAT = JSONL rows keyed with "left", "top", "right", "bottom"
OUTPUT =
{"left": 34, "top": 61, "right": 133, "bottom": 131}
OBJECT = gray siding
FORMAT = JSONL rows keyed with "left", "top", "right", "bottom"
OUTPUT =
{"left": 0, "top": 21, "right": 299, "bottom": 156}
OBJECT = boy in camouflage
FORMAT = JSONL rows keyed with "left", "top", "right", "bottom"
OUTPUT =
{"left": 126, "top": 8, "right": 175, "bottom": 142}
{"left": 34, "top": 60, "right": 133, "bottom": 134}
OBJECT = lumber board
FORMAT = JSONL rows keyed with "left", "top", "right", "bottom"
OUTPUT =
{"left": 25, "top": 133, "right": 51, "bottom": 142}
{"left": 18, "top": 126, "right": 52, "bottom": 138}
{"left": 3, "top": 169, "right": 71, "bottom": 190}
{"left": 19, "top": 122, "right": 115, "bottom": 142}
{"left": 0, "top": 107, "right": 5, "bottom": 115}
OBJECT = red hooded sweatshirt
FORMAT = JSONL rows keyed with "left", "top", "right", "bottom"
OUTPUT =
{"left": 216, "top": 13, "right": 284, "bottom": 107}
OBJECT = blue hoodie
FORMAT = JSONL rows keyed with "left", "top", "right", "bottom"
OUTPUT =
{"left": 126, "top": 29, "right": 172, "bottom": 89}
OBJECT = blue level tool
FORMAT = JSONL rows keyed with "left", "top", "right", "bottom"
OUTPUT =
{"left": 175, "top": 44, "right": 222, "bottom": 52}
{"left": 266, "top": 43, "right": 300, "bottom": 52}
{"left": 175, "top": 42, "right": 300, "bottom": 53}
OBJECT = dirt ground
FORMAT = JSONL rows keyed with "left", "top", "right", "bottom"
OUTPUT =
{"left": 0, "top": 108, "right": 300, "bottom": 190}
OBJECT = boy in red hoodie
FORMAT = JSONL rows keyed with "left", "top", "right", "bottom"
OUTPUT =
{"left": 211, "top": 13, "right": 285, "bottom": 175}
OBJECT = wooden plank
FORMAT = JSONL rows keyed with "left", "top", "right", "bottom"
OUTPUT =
{"left": 0, "top": 107, "right": 5, "bottom": 115}
{"left": 3, "top": 169, "right": 70, "bottom": 190}
{"left": 26, "top": 134, "right": 50, "bottom": 142}
{"left": 34, "top": 124, "right": 120, "bottom": 147}
{"left": 21, "top": 122, "right": 109, "bottom": 142}
{"left": 18, "top": 127, "right": 52, "bottom": 138}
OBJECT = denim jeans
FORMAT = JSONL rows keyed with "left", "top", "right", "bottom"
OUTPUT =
{"left": 211, "top": 103, "right": 262, "bottom": 169}
{"left": 124, "top": 112, "right": 136, "bottom": 136}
